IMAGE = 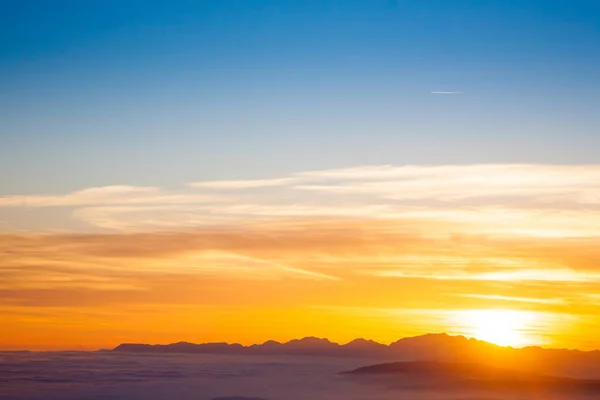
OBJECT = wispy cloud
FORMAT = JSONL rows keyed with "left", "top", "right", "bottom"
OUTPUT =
{"left": 376, "top": 268, "right": 600, "bottom": 283}
{"left": 0, "top": 186, "right": 224, "bottom": 207}
{"left": 458, "top": 294, "right": 565, "bottom": 305}
{"left": 189, "top": 178, "right": 299, "bottom": 190}
{"left": 3, "top": 164, "right": 600, "bottom": 237}
{"left": 1, "top": 217, "right": 598, "bottom": 350}
{"left": 3, "top": 165, "right": 600, "bottom": 295}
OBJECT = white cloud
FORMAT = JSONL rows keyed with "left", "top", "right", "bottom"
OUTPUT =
{"left": 142, "top": 250, "right": 338, "bottom": 281}
{"left": 189, "top": 178, "right": 299, "bottom": 189}
{"left": 3, "top": 164, "right": 600, "bottom": 237}
{"left": 293, "top": 164, "right": 600, "bottom": 203}
{"left": 0, "top": 186, "right": 225, "bottom": 208}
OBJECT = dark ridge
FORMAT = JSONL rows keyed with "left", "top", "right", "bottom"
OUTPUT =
{"left": 113, "top": 333, "right": 600, "bottom": 377}
{"left": 342, "top": 360, "right": 542, "bottom": 378}
{"left": 341, "top": 361, "right": 600, "bottom": 392}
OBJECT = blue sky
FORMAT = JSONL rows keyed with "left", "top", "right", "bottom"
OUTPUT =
{"left": 2, "top": 0, "right": 600, "bottom": 194}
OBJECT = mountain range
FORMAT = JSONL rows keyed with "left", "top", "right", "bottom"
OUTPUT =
{"left": 114, "top": 333, "right": 600, "bottom": 378}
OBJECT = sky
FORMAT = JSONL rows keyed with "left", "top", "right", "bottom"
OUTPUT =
{"left": 1, "top": 0, "right": 600, "bottom": 350}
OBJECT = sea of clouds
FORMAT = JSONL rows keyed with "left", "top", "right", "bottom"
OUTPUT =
{"left": 1, "top": 351, "right": 598, "bottom": 400}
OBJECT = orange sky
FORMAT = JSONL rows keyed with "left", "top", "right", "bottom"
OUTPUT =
{"left": 2, "top": 165, "right": 600, "bottom": 350}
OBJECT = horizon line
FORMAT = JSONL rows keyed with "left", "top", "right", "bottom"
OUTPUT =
{"left": 4, "top": 332, "right": 599, "bottom": 353}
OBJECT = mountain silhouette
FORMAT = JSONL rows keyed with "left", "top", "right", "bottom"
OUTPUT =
{"left": 343, "top": 338, "right": 388, "bottom": 354}
{"left": 113, "top": 333, "right": 600, "bottom": 377}
{"left": 342, "top": 360, "right": 600, "bottom": 393}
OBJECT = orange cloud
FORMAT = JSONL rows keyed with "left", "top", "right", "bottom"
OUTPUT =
{"left": 2, "top": 164, "right": 600, "bottom": 350}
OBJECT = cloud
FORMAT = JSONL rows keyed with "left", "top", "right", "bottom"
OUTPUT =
{"left": 189, "top": 178, "right": 299, "bottom": 189}
{"left": 0, "top": 186, "right": 224, "bottom": 208}
{"left": 2, "top": 220, "right": 600, "bottom": 351}
{"left": 373, "top": 268, "right": 600, "bottom": 283}
{"left": 24, "top": 165, "right": 600, "bottom": 235}
{"left": 293, "top": 164, "right": 600, "bottom": 203}
{"left": 1, "top": 221, "right": 600, "bottom": 305}
{"left": 2, "top": 164, "right": 600, "bottom": 310}
{"left": 2, "top": 164, "right": 600, "bottom": 239}
{"left": 459, "top": 294, "right": 564, "bottom": 305}
{"left": 430, "top": 91, "right": 462, "bottom": 94}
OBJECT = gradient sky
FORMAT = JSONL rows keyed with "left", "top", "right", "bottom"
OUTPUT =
{"left": 2, "top": 1, "right": 600, "bottom": 350}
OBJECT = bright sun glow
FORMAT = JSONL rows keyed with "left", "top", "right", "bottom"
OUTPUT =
{"left": 453, "top": 309, "right": 540, "bottom": 347}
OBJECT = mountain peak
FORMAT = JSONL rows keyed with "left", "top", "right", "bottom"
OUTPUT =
{"left": 285, "top": 337, "right": 338, "bottom": 346}
{"left": 345, "top": 338, "right": 385, "bottom": 346}
{"left": 390, "top": 332, "right": 471, "bottom": 346}
{"left": 346, "top": 338, "right": 375, "bottom": 344}
{"left": 260, "top": 340, "right": 281, "bottom": 346}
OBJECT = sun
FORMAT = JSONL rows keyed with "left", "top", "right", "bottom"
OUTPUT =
{"left": 452, "top": 309, "right": 538, "bottom": 347}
